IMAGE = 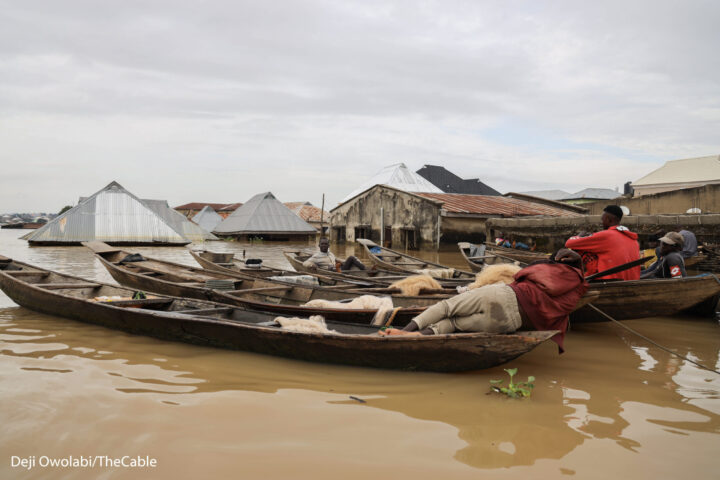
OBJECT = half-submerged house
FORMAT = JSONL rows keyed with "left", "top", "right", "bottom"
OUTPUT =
{"left": 213, "top": 192, "right": 317, "bottom": 241}
{"left": 191, "top": 206, "right": 225, "bottom": 233}
{"left": 25, "top": 182, "right": 191, "bottom": 246}
{"left": 329, "top": 184, "right": 580, "bottom": 249}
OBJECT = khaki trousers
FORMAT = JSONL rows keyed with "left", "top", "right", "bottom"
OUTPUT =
{"left": 412, "top": 284, "right": 522, "bottom": 335}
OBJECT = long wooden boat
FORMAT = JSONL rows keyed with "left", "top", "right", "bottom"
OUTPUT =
{"left": 356, "top": 238, "right": 475, "bottom": 280}
{"left": 485, "top": 244, "right": 550, "bottom": 265}
{"left": 85, "top": 243, "right": 447, "bottom": 324}
{"left": 571, "top": 274, "right": 720, "bottom": 322}
{"left": 190, "top": 249, "right": 375, "bottom": 288}
{"left": 457, "top": 242, "right": 515, "bottom": 272}
{"left": 0, "top": 256, "right": 559, "bottom": 372}
{"left": 283, "top": 250, "right": 463, "bottom": 288}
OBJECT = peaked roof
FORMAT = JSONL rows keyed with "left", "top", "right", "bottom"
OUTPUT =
{"left": 144, "top": 199, "right": 218, "bottom": 241}
{"left": 416, "top": 192, "right": 582, "bottom": 217}
{"left": 214, "top": 192, "right": 317, "bottom": 234}
{"left": 340, "top": 163, "right": 442, "bottom": 203}
{"left": 562, "top": 188, "right": 620, "bottom": 200}
{"left": 26, "top": 181, "right": 190, "bottom": 245}
{"left": 517, "top": 190, "right": 572, "bottom": 201}
{"left": 632, "top": 155, "right": 720, "bottom": 186}
{"left": 192, "top": 206, "right": 224, "bottom": 233}
{"left": 174, "top": 202, "right": 242, "bottom": 212}
{"left": 284, "top": 202, "right": 329, "bottom": 224}
{"left": 416, "top": 165, "right": 500, "bottom": 195}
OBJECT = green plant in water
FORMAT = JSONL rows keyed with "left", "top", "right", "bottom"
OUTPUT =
{"left": 489, "top": 368, "right": 535, "bottom": 398}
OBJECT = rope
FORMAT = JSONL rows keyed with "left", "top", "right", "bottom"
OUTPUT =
{"left": 587, "top": 303, "right": 720, "bottom": 376}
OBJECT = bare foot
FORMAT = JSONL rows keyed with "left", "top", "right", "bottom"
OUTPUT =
{"left": 378, "top": 328, "right": 422, "bottom": 336}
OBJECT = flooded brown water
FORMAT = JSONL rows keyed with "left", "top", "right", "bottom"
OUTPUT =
{"left": 1, "top": 229, "right": 719, "bottom": 479}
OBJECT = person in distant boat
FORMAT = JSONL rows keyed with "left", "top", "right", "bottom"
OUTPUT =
{"left": 379, "top": 249, "right": 587, "bottom": 353}
{"left": 640, "top": 232, "right": 686, "bottom": 279}
{"left": 564, "top": 205, "right": 640, "bottom": 281}
{"left": 675, "top": 226, "right": 698, "bottom": 259}
{"left": 302, "top": 237, "right": 367, "bottom": 272}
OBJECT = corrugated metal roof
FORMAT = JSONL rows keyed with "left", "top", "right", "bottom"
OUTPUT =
{"left": 26, "top": 181, "right": 191, "bottom": 244}
{"left": 144, "top": 199, "right": 218, "bottom": 242}
{"left": 284, "top": 202, "right": 329, "bottom": 224}
{"left": 416, "top": 193, "right": 582, "bottom": 217}
{"left": 416, "top": 165, "right": 501, "bottom": 195}
{"left": 632, "top": 155, "right": 720, "bottom": 186}
{"left": 340, "top": 163, "right": 442, "bottom": 203}
{"left": 191, "top": 206, "right": 224, "bottom": 233}
{"left": 174, "top": 202, "right": 241, "bottom": 211}
{"left": 518, "top": 190, "right": 572, "bottom": 201}
{"left": 214, "top": 192, "right": 317, "bottom": 234}
{"left": 562, "top": 188, "right": 620, "bottom": 200}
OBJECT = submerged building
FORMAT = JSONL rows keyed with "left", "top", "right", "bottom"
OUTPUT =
{"left": 329, "top": 184, "right": 580, "bottom": 249}
{"left": 191, "top": 206, "right": 225, "bottom": 233}
{"left": 213, "top": 192, "right": 317, "bottom": 241}
{"left": 25, "top": 182, "right": 192, "bottom": 246}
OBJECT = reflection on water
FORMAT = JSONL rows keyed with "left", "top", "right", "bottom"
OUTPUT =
{"left": 1, "top": 230, "right": 719, "bottom": 478}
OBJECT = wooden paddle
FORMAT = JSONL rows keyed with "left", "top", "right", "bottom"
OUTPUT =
{"left": 584, "top": 256, "right": 654, "bottom": 281}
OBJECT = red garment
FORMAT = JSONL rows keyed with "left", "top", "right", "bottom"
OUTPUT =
{"left": 565, "top": 226, "right": 640, "bottom": 280}
{"left": 509, "top": 263, "right": 587, "bottom": 353}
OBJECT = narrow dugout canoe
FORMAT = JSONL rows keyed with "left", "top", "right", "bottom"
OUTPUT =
{"left": 85, "top": 242, "right": 446, "bottom": 325}
{"left": 190, "top": 249, "right": 374, "bottom": 288}
{"left": 0, "top": 257, "right": 558, "bottom": 372}
{"left": 571, "top": 274, "right": 720, "bottom": 322}
{"left": 457, "top": 242, "right": 515, "bottom": 272}
{"left": 484, "top": 244, "right": 550, "bottom": 265}
{"left": 356, "top": 238, "right": 475, "bottom": 280}
{"left": 283, "top": 250, "right": 409, "bottom": 287}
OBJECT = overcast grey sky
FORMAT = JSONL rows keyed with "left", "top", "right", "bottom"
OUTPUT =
{"left": 1, "top": 0, "right": 718, "bottom": 212}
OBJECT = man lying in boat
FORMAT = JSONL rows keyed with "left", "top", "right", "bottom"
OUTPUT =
{"left": 379, "top": 249, "right": 587, "bottom": 353}
{"left": 640, "top": 232, "right": 686, "bottom": 279}
{"left": 302, "top": 237, "right": 368, "bottom": 272}
{"left": 564, "top": 205, "right": 640, "bottom": 281}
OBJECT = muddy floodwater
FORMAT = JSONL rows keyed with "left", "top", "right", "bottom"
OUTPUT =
{"left": 1, "top": 229, "right": 719, "bottom": 479}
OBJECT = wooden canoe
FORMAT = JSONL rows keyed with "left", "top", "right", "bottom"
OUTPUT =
{"left": 356, "top": 238, "right": 476, "bottom": 280}
{"left": 283, "top": 250, "right": 462, "bottom": 288}
{"left": 485, "top": 244, "right": 550, "bottom": 265}
{"left": 190, "top": 249, "right": 375, "bottom": 288}
{"left": 0, "top": 257, "right": 558, "bottom": 372}
{"left": 85, "top": 242, "right": 448, "bottom": 324}
{"left": 572, "top": 274, "right": 720, "bottom": 322}
{"left": 457, "top": 242, "right": 516, "bottom": 272}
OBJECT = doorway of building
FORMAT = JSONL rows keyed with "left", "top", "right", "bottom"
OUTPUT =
{"left": 401, "top": 228, "right": 417, "bottom": 250}
{"left": 383, "top": 227, "right": 392, "bottom": 248}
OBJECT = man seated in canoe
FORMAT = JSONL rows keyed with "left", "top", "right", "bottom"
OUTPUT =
{"left": 302, "top": 237, "right": 368, "bottom": 272}
{"left": 380, "top": 249, "right": 587, "bottom": 353}
{"left": 564, "top": 205, "right": 640, "bottom": 280}
{"left": 675, "top": 226, "right": 699, "bottom": 259}
{"left": 640, "top": 232, "right": 687, "bottom": 279}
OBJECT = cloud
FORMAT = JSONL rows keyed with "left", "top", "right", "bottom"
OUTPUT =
{"left": 0, "top": 0, "right": 718, "bottom": 211}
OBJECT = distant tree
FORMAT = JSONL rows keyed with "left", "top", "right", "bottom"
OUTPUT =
{"left": 58, "top": 205, "right": 72, "bottom": 215}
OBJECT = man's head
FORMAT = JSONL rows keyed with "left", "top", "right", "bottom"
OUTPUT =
{"left": 601, "top": 205, "right": 623, "bottom": 229}
{"left": 318, "top": 237, "right": 330, "bottom": 252}
{"left": 658, "top": 232, "right": 684, "bottom": 256}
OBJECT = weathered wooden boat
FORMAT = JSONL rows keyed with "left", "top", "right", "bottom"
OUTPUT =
{"left": 0, "top": 256, "right": 558, "bottom": 372}
{"left": 283, "top": 250, "right": 462, "bottom": 288}
{"left": 85, "top": 243, "right": 447, "bottom": 324}
{"left": 356, "top": 238, "right": 476, "bottom": 280}
{"left": 457, "top": 242, "right": 515, "bottom": 272}
{"left": 485, "top": 244, "right": 550, "bottom": 265}
{"left": 572, "top": 274, "right": 720, "bottom": 322}
{"left": 190, "top": 249, "right": 375, "bottom": 288}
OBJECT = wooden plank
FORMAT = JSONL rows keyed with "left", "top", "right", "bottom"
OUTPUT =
{"left": 227, "top": 286, "right": 292, "bottom": 295}
{"left": 39, "top": 283, "right": 101, "bottom": 290}
{"left": 173, "top": 307, "right": 233, "bottom": 315}
{"left": 96, "top": 298, "right": 174, "bottom": 307}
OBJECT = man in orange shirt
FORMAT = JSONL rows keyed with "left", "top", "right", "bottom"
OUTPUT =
{"left": 564, "top": 205, "right": 640, "bottom": 281}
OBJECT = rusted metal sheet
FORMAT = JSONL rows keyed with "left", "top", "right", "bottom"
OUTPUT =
{"left": 417, "top": 193, "right": 583, "bottom": 217}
